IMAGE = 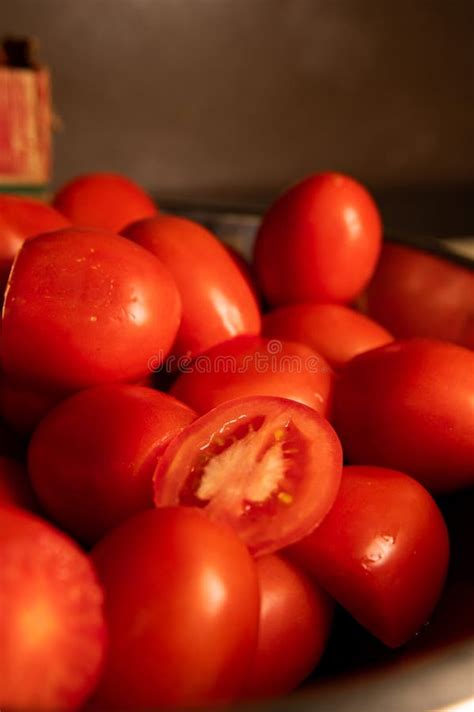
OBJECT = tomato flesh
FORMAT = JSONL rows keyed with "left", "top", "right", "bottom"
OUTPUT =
{"left": 154, "top": 396, "right": 342, "bottom": 556}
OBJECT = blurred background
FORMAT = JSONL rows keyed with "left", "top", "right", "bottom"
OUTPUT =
{"left": 2, "top": 0, "right": 473, "bottom": 230}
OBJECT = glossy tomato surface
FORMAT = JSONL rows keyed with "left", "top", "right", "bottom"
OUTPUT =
{"left": 0, "top": 456, "right": 37, "bottom": 511}
{"left": 53, "top": 172, "right": 157, "bottom": 232}
{"left": 1, "top": 228, "right": 181, "bottom": 391}
{"left": 288, "top": 466, "right": 449, "bottom": 648}
{"left": 253, "top": 172, "right": 382, "bottom": 306}
{"left": 170, "top": 335, "right": 333, "bottom": 417}
{"left": 0, "top": 195, "right": 69, "bottom": 290}
{"left": 334, "top": 338, "right": 474, "bottom": 492}
{"left": 263, "top": 303, "right": 392, "bottom": 368}
{"left": 245, "top": 554, "right": 333, "bottom": 699}
{"left": 154, "top": 396, "right": 342, "bottom": 556}
{"left": 0, "top": 508, "right": 106, "bottom": 711}
{"left": 364, "top": 243, "right": 474, "bottom": 348}
{"left": 123, "top": 215, "right": 261, "bottom": 358}
{"left": 91, "top": 507, "right": 259, "bottom": 709}
{"left": 28, "top": 385, "right": 196, "bottom": 544}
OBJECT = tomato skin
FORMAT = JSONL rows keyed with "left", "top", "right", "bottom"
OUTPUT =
{"left": 334, "top": 338, "right": 474, "bottom": 492}
{"left": 253, "top": 172, "right": 382, "bottom": 306}
{"left": 154, "top": 396, "right": 342, "bottom": 556}
{"left": 364, "top": 243, "right": 474, "bottom": 347}
{"left": 263, "top": 303, "right": 392, "bottom": 368}
{"left": 0, "top": 373, "right": 64, "bottom": 435}
{"left": 123, "top": 215, "right": 261, "bottom": 358}
{"left": 1, "top": 228, "right": 181, "bottom": 391}
{"left": 245, "top": 554, "right": 333, "bottom": 699}
{"left": 0, "top": 195, "right": 69, "bottom": 290}
{"left": 28, "top": 385, "right": 196, "bottom": 544}
{"left": 91, "top": 507, "right": 259, "bottom": 709}
{"left": 0, "top": 508, "right": 106, "bottom": 711}
{"left": 224, "top": 244, "right": 261, "bottom": 303}
{"left": 53, "top": 172, "right": 157, "bottom": 232}
{"left": 0, "top": 456, "right": 37, "bottom": 511}
{"left": 287, "top": 466, "right": 449, "bottom": 648}
{"left": 170, "top": 335, "right": 333, "bottom": 417}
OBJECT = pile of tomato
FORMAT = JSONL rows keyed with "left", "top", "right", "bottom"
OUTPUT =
{"left": 0, "top": 171, "right": 473, "bottom": 711}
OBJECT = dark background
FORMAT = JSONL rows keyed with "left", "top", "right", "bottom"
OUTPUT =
{"left": 2, "top": 0, "right": 474, "bottom": 230}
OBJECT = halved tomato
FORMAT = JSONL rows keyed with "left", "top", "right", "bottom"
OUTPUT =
{"left": 154, "top": 396, "right": 342, "bottom": 556}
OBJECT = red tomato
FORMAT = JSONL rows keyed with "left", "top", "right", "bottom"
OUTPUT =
{"left": 224, "top": 244, "right": 260, "bottom": 302}
{"left": 52, "top": 172, "right": 157, "bottom": 232}
{"left": 263, "top": 303, "right": 392, "bottom": 368}
{"left": 0, "top": 456, "right": 37, "bottom": 511}
{"left": 0, "top": 508, "right": 106, "bottom": 711}
{"left": 245, "top": 554, "right": 333, "bottom": 699}
{"left": 170, "top": 335, "right": 333, "bottom": 417}
{"left": 154, "top": 396, "right": 342, "bottom": 556}
{"left": 91, "top": 507, "right": 259, "bottom": 709}
{"left": 0, "top": 195, "right": 69, "bottom": 290}
{"left": 334, "top": 338, "right": 474, "bottom": 492}
{"left": 1, "top": 228, "right": 181, "bottom": 391}
{"left": 28, "top": 385, "right": 196, "bottom": 544}
{"left": 123, "top": 215, "right": 261, "bottom": 358}
{"left": 288, "top": 466, "right": 449, "bottom": 648}
{"left": 364, "top": 243, "right": 474, "bottom": 348}
{"left": 0, "top": 372, "right": 64, "bottom": 435}
{"left": 253, "top": 172, "right": 382, "bottom": 306}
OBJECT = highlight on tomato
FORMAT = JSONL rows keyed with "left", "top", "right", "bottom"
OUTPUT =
{"left": 154, "top": 395, "right": 343, "bottom": 556}
{"left": 253, "top": 172, "right": 382, "bottom": 306}
{"left": 123, "top": 214, "right": 261, "bottom": 359}
{"left": 288, "top": 466, "right": 450, "bottom": 648}
{"left": 91, "top": 507, "right": 259, "bottom": 710}
{"left": 1, "top": 227, "right": 181, "bottom": 392}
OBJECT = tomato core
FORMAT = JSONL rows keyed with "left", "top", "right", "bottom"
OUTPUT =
{"left": 179, "top": 414, "right": 305, "bottom": 520}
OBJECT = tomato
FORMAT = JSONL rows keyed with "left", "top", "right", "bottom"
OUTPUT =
{"left": 0, "top": 372, "right": 64, "bottom": 435}
{"left": 91, "top": 507, "right": 259, "bottom": 709}
{"left": 253, "top": 172, "right": 382, "bottom": 306}
{"left": 224, "top": 244, "right": 260, "bottom": 302}
{"left": 1, "top": 228, "right": 181, "bottom": 391}
{"left": 154, "top": 396, "right": 342, "bottom": 556}
{"left": 0, "top": 456, "right": 37, "bottom": 511}
{"left": 52, "top": 172, "right": 157, "bottom": 232}
{"left": 28, "top": 385, "right": 196, "bottom": 544}
{"left": 364, "top": 243, "right": 474, "bottom": 348}
{"left": 334, "top": 338, "right": 474, "bottom": 492}
{"left": 287, "top": 466, "right": 449, "bottom": 648}
{"left": 245, "top": 554, "right": 333, "bottom": 699}
{"left": 122, "top": 215, "right": 261, "bottom": 358}
{"left": 263, "top": 303, "right": 392, "bottom": 368}
{"left": 0, "top": 508, "right": 106, "bottom": 711}
{"left": 170, "top": 335, "right": 333, "bottom": 417}
{"left": 0, "top": 195, "right": 69, "bottom": 291}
